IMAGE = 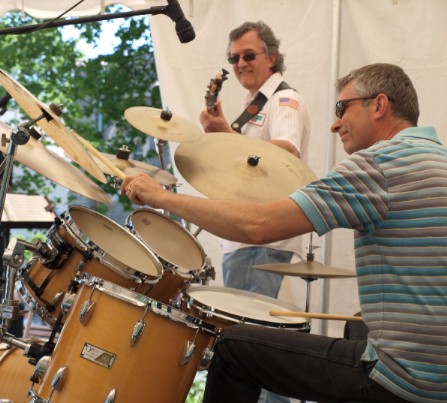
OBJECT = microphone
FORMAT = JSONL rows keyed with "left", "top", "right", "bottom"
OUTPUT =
{"left": 165, "top": 0, "right": 196, "bottom": 43}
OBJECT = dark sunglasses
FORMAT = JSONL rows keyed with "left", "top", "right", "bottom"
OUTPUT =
{"left": 335, "top": 94, "right": 395, "bottom": 118}
{"left": 335, "top": 95, "right": 378, "bottom": 118}
{"left": 227, "top": 51, "right": 265, "bottom": 65}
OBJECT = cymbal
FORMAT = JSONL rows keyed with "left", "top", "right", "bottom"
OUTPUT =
{"left": 0, "top": 69, "right": 107, "bottom": 184}
{"left": 124, "top": 106, "right": 203, "bottom": 142}
{"left": 0, "top": 122, "right": 111, "bottom": 204}
{"left": 89, "top": 150, "right": 178, "bottom": 186}
{"left": 254, "top": 260, "right": 355, "bottom": 279}
{"left": 174, "top": 132, "right": 317, "bottom": 202}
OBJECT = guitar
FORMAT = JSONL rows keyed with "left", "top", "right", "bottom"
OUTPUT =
{"left": 205, "top": 68, "right": 229, "bottom": 112}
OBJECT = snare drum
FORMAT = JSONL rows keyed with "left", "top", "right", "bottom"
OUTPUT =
{"left": 184, "top": 286, "right": 310, "bottom": 331}
{"left": 127, "top": 208, "right": 207, "bottom": 304}
{"left": 16, "top": 206, "right": 162, "bottom": 327}
{"left": 35, "top": 278, "right": 217, "bottom": 403}
{"left": 0, "top": 344, "right": 34, "bottom": 403}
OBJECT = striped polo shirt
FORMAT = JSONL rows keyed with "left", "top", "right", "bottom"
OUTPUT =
{"left": 290, "top": 127, "right": 447, "bottom": 402}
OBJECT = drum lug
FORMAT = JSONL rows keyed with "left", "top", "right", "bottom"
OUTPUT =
{"left": 104, "top": 388, "right": 117, "bottom": 403}
{"left": 61, "top": 292, "right": 76, "bottom": 316}
{"left": 199, "top": 346, "right": 215, "bottom": 370}
{"left": 131, "top": 305, "right": 149, "bottom": 345}
{"left": 131, "top": 320, "right": 145, "bottom": 346}
{"left": 52, "top": 366, "right": 68, "bottom": 390}
{"left": 80, "top": 299, "right": 96, "bottom": 324}
{"left": 180, "top": 340, "right": 196, "bottom": 365}
{"left": 31, "top": 355, "right": 51, "bottom": 384}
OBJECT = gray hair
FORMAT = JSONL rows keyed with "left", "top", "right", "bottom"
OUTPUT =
{"left": 227, "top": 21, "right": 285, "bottom": 74}
{"left": 337, "top": 63, "right": 419, "bottom": 126}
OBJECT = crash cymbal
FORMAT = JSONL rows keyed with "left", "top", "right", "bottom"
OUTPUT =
{"left": 0, "top": 69, "right": 107, "bottom": 184}
{"left": 174, "top": 132, "right": 317, "bottom": 202}
{"left": 89, "top": 148, "right": 177, "bottom": 186}
{"left": 0, "top": 122, "right": 111, "bottom": 204}
{"left": 124, "top": 106, "right": 203, "bottom": 142}
{"left": 254, "top": 260, "right": 355, "bottom": 279}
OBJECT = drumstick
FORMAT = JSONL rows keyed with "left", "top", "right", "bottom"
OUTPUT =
{"left": 75, "top": 132, "right": 126, "bottom": 180}
{"left": 270, "top": 311, "right": 363, "bottom": 322}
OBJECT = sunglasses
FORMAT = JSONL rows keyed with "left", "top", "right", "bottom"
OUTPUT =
{"left": 335, "top": 95, "right": 378, "bottom": 118}
{"left": 227, "top": 51, "right": 265, "bottom": 65}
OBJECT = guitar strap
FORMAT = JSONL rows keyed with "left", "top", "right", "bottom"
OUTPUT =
{"left": 230, "top": 81, "right": 292, "bottom": 133}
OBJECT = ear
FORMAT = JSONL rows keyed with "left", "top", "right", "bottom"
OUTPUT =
{"left": 373, "top": 94, "right": 391, "bottom": 119}
{"left": 268, "top": 53, "right": 277, "bottom": 70}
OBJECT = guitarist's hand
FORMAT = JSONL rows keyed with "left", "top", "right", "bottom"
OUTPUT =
{"left": 199, "top": 101, "right": 234, "bottom": 133}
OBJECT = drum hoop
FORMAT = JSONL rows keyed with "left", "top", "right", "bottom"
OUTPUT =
{"left": 82, "top": 277, "right": 217, "bottom": 336}
{"left": 66, "top": 205, "right": 163, "bottom": 277}
{"left": 15, "top": 279, "right": 57, "bottom": 327}
{"left": 127, "top": 208, "right": 207, "bottom": 272}
{"left": 186, "top": 286, "right": 309, "bottom": 328}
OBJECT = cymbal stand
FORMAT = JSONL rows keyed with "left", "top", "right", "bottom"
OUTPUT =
{"left": 301, "top": 233, "right": 319, "bottom": 313}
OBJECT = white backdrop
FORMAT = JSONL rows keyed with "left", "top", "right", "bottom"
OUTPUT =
{"left": 149, "top": 0, "right": 447, "bottom": 337}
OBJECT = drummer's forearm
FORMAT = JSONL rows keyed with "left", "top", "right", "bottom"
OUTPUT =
{"left": 154, "top": 190, "right": 312, "bottom": 244}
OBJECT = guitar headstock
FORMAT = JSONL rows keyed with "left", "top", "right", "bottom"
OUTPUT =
{"left": 205, "top": 68, "right": 229, "bottom": 111}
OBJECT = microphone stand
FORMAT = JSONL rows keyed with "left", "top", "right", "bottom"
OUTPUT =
{"left": 0, "top": 6, "right": 169, "bottom": 36}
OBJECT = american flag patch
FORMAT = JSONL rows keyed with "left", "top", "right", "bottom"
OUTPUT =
{"left": 279, "top": 97, "right": 299, "bottom": 110}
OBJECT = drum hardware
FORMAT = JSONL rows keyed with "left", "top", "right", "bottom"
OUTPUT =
{"left": 79, "top": 285, "right": 97, "bottom": 325}
{"left": 181, "top": 327, "right": 200, "bottom": 365}
{"left": 1, "top": 238, "right": 26, "bottom": 330}
{"left": 131, "top": 305, "right": 149, "bottom": 346}
{"left": 198, "top": 345, "right": 215, "bottom": 371}
{"left": 105, "top": 389, "right": 117, "bottom": 403}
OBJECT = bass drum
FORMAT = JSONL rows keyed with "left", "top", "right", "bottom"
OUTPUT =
{"left": 126, "top": 208, "right": 207, "bottom": 305}
{"left": 184, "top": 286, "right": 310, "bottom": 331}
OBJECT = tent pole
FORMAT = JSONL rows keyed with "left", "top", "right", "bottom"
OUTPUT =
{"left": 318, "top": 0, "right": 342, "bottom": 336}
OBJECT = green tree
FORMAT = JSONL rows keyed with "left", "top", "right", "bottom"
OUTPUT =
{"left": 0, "top": 6, "right": 161, "bottom": 211}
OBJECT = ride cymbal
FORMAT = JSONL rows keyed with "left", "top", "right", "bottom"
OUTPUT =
{"left": 0, "top": 122, "right": 111, "bottom": 204}
{"left": 89, "top": 149, "right": 177, "bottom": 186}
{"left": 254, "top": 260, "right": 355, "bottom": 279}
{"left": 174, "top": 132, "right": 317, "bottom": 202}
{"left": 124, "top": 106, "right": 203, "bottom": 142}
{"left": 0, "top": 69, "right": 107, "bottom": 184}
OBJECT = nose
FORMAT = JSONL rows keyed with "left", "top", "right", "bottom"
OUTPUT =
{"left": 331, "top": 117, "right": 341, "bottom": 133}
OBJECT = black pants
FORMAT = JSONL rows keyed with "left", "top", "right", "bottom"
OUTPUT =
{"left": 203, "top": 325, "right": 408, "bottom": 403}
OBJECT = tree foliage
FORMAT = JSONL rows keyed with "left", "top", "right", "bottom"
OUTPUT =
{"left": 0, "top": 6, "right": 161, "bottom": 211}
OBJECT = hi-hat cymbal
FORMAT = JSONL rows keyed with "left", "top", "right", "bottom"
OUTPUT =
{"left": 0, "top": 69, "right": 107, "bottom": 184}
{"left": 124, "top": 106, "right": 203, "bottom": 142}
{"left": 89, "top": 150, "right": 177, "bottom": 186}
{"left": 174, "top": 132, "right": 317, "bottom": 202}
{"left": 0, "top": 122, "right": 111, "bottom": 204}
{"left": 254, "top": 260, "right": 355, "bottom": 279}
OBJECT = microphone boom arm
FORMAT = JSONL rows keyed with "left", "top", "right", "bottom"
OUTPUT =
{"left": 0, "top": 6, "right": 168, "bottom": 36}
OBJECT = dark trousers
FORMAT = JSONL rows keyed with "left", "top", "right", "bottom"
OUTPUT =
{"left": 203, "top": 324, "right": 408, "bottom": 403}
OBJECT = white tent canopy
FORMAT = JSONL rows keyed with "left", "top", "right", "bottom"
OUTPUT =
{"left": 1, "top": 0, "right": 447, "bottom": 337}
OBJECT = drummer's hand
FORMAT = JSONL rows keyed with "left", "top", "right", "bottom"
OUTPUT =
{"left": 121, "top": 174, "right": 163, "bottom": 207}
{"left": 199, "top": 102, "right": 233, "bottom": 133}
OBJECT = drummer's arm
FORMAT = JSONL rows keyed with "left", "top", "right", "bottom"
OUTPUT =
{"left": 122, "top": 175, "right": 313, "bottom": 244}
{"left": 159, "top": 193, "right": 312, "bottom": 244}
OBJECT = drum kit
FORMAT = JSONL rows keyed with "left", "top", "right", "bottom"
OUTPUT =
{"left": 0, "top": 69, "right": 353, "bottom": 402}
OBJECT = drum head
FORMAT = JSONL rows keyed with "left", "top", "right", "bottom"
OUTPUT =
{"left": 68, "top": 206, "right": 162, "bottom": 277}
{"left": 129, "top": 208, "right": 205, "bottom": 271}
{"left": 186, "top": 286, "right": 308, "bottom": 328}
